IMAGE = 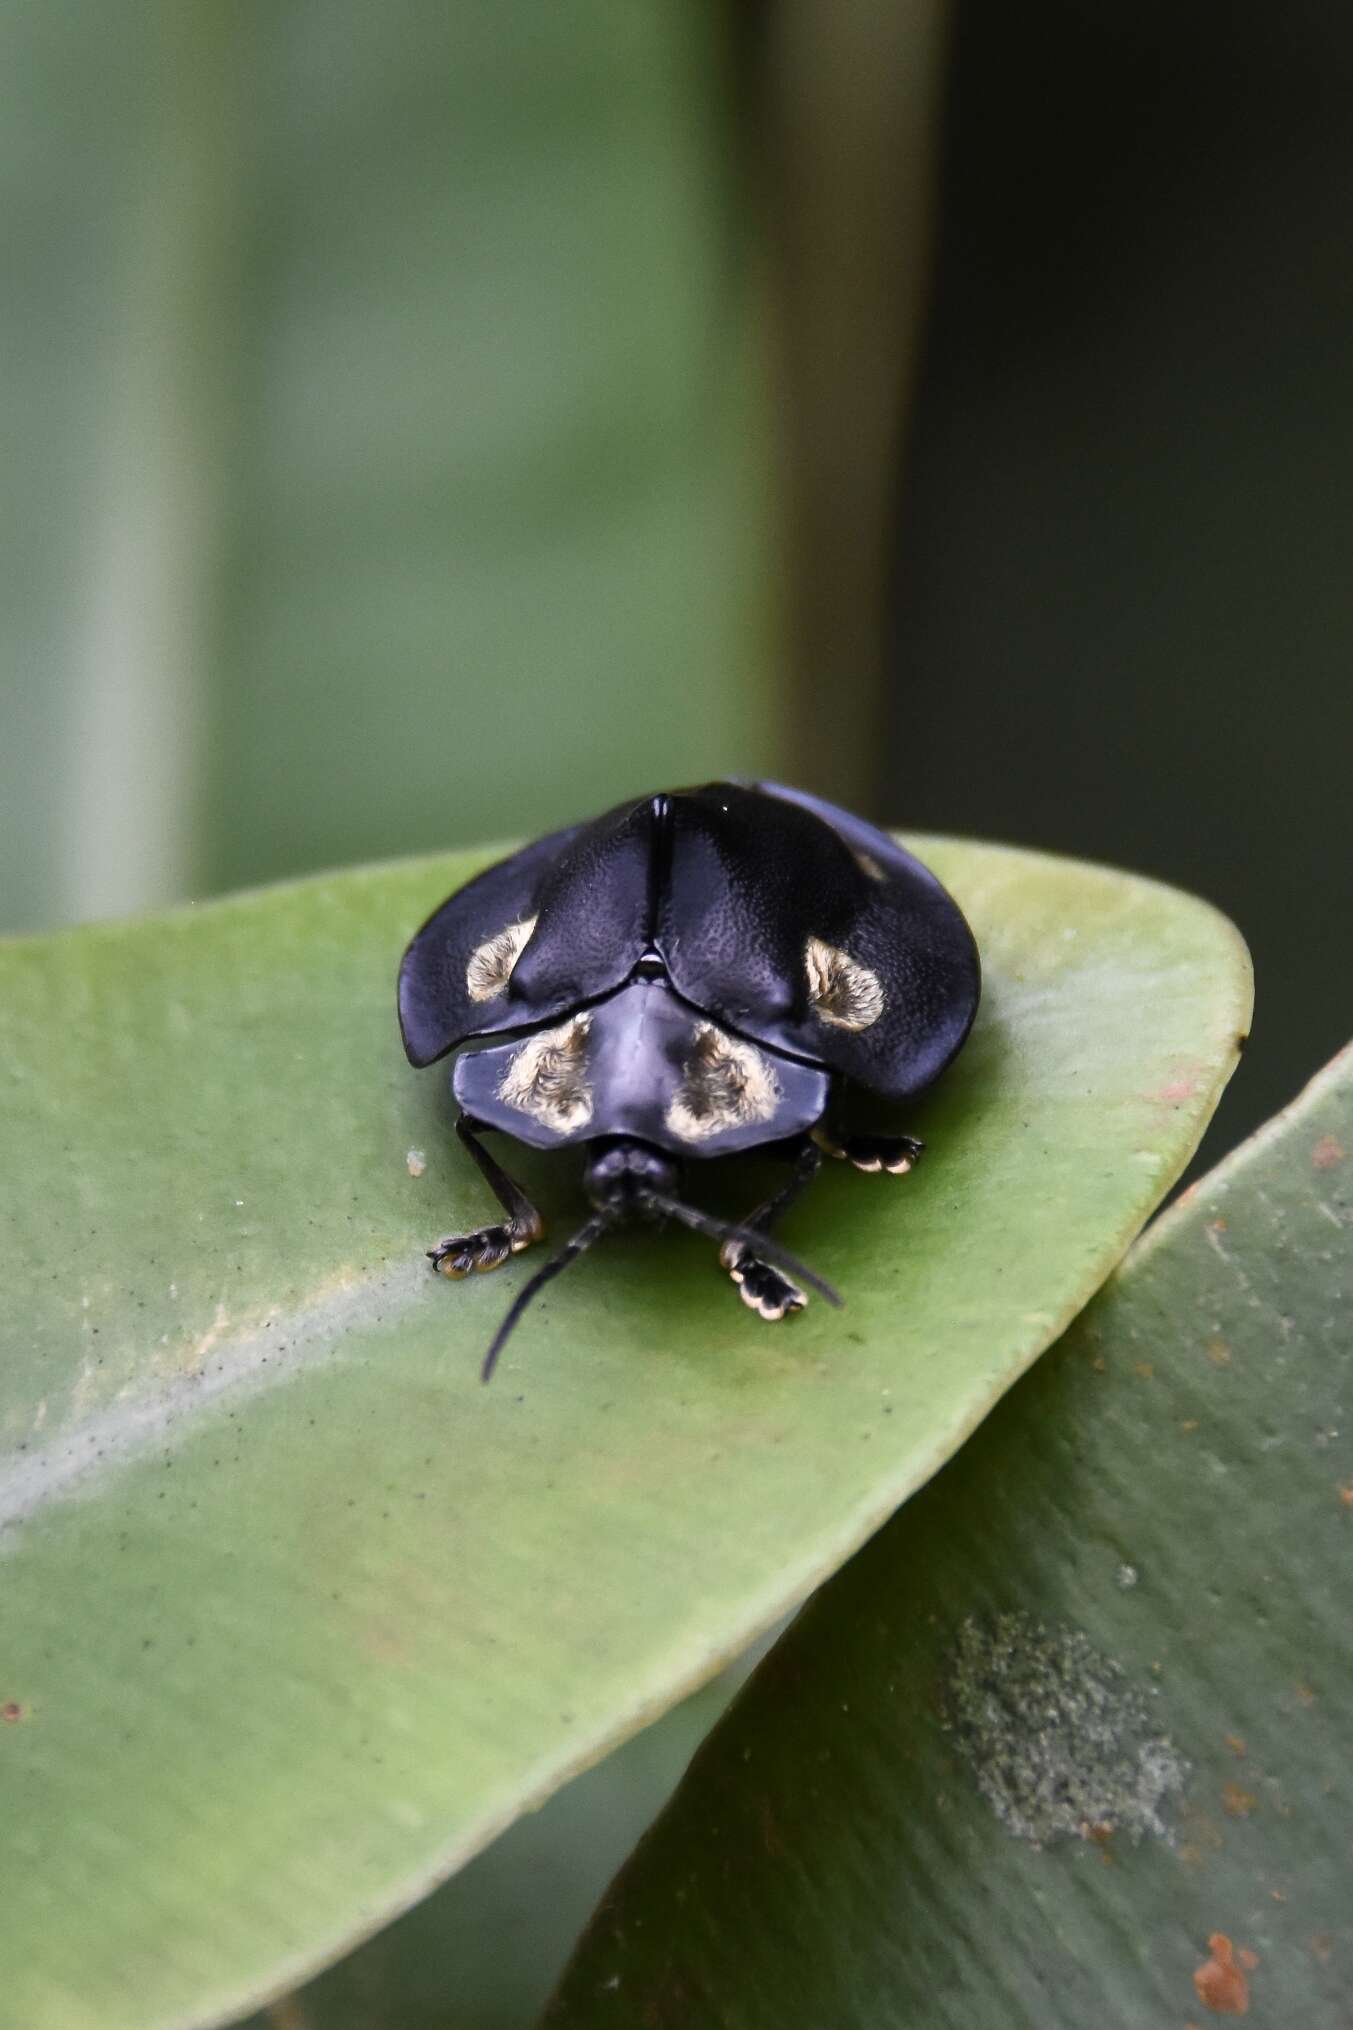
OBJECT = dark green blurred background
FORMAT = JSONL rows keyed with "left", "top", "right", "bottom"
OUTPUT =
{"left": 4, "top": 0, "right": 1349, "bottom": 1166}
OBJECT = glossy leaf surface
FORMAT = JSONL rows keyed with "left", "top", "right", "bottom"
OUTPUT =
{"left": 550, "top": 1048, "right": 1350, "bottom": 2028}
{"left": 0, "top": 839, "right": 1249, "bottom": 2028}
{"left": 232, "top": 1653, "right": 769, "bottom": 2030}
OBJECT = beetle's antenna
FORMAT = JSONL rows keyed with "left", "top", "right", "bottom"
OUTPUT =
{"left": 640, "top": 1192, "right": 843, "bottom": 1309}
{"left": 481, "top": 1212, "right": 610, "bottom": 1383}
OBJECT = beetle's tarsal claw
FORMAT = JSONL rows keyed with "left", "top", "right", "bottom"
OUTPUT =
{"left": 722, "top": 1242, "right": 807, "bottom": 1322}
{"left": 818, "top": 1130, "right": 925, "bottom": 1175}
{"left": 428, "top": 1221, "right": 535, "bottom": 1279}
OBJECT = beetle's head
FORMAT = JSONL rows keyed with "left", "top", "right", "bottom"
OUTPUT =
{"left": 582, "top": 1138, "right": 678, "bottom": 1219}
{"left": 479, "top": 1141, "right": 839, "bottom": 1384}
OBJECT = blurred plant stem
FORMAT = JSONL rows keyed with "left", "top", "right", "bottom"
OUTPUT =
{"left": 63, "top": 2, "right": 242, "bottom": 921}
{"left": 761, "top": 0, "right": 951, "bottom": 810}
{"left": 1, "top": 4, "right": 789, "bottom": 934}
{"left": 2, "top": 0, "right": 950, "bottom": 931}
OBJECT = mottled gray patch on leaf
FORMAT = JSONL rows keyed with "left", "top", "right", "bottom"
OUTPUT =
{"left": 942, "top": 1610, "right": 1188, "bottom": 1847}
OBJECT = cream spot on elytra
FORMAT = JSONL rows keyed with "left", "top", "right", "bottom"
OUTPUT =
{"left": 466, "top": 916, "right": 537, "bottom": 1002}
{"left": 805, "top": 937, "right": 884, "bottom": 1031}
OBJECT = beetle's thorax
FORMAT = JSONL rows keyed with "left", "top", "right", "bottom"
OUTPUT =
{"left": 582, "top": 1137, "right": 677, "bottom": 1220}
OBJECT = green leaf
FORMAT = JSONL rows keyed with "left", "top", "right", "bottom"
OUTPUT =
{"left": 231, "top": 1656, "right": 767, "bottom": 2030}
{"left": 0, "top": 839, "right": 1248, "bottom": 2030}
{"left": 548, "top": 1046, "right": 1350, "bottom": 2029}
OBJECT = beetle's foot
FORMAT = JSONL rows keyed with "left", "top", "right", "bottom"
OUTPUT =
{"left": 428, "top": 1220, "right": 539, "bottom": 1279}
{"left": 814, "top": 1129, "right": 924, "bottom": 1175}
{"left": 720, "top": 1241, "right": 807, "bottom": 1322}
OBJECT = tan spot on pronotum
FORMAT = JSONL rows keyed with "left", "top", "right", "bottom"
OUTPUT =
{"left": 466, "top": 916, "right": 537, "bottom": 1002}
{"left": 1193, "top": 1934, "right": 1252, "bottom": 2015}
{"left": 499, "top": 1015, "right": 592, "bottom": 1133}
{"left": 667, "top": 1024, "right": 781, "bottom": 1142}
{"left": 804, "top": 937, "right": 884, "bottom": 1031}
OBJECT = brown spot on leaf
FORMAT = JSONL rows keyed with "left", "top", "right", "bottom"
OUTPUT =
{"left": 264, "top": 1999, "right": 314, "bottom": 2030}
{"left": 1193, "top": 1934, "right": 1252, "bottom": 2014}
{"left": 1312, "top": 1134, "right": 1345, "bottom": 1171}
{"left": 1153, "top": 1077, "right": 1197, "bottom": 1104}
{"left": 1180, "top": 1419, "right": 1201, "bottom": 1433}
{"left": 1206, "top": 1338, "right": 1232, "bottom": 1367}
{"left": 1338, "top": 1483, "right": 1353, "bottom": 1509}
{"left": 1294, "top": 1682, "right": 1317, "bottom": 1707}
{"left": 1207, "top": 1217, "right": 1228, "bottom": 1234}
{"left": 1221, "top": 1781, "right": 1258, "bottom": 1818}
{"left": 1176, "top": 1804, "right": 1226, "bottom": 1867}
{"left": 1134, "top": 1361, "right": 1155, "bottom": 1380}
{"left": 1224, "top": 1734, "right": 1247, "bottom": 1758}
{"left": 1, "top": 1701, "right": 22, "bottom": 1723}
{"left": 1310, "top": 1933, "right": 1333, "bottom": 1963}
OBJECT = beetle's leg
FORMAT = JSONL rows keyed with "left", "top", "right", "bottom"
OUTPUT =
{"left": 813, "top": 1125, "right": 924, "bottom": 1175}
{"left": 721, "top": 1137, "right": 822, "bottom": 1321}
{"left": 738, "top": 1136, "right": 824, "bottom": 1228}
{"left": 427, "top": 1115, "right": 546, "bottom": 1279}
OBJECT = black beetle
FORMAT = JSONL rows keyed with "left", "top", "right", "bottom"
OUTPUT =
{"left": 398, "top": 781, "right": 980, "bottom": 1378}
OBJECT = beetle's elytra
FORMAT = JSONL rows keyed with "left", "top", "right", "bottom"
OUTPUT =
{"left": 398, "top": 781, "right": 980, "bottom": 1378}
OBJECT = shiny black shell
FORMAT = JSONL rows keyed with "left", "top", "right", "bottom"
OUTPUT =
{"left": 398, "top": 782, "right": 980, "bottom": 1146}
